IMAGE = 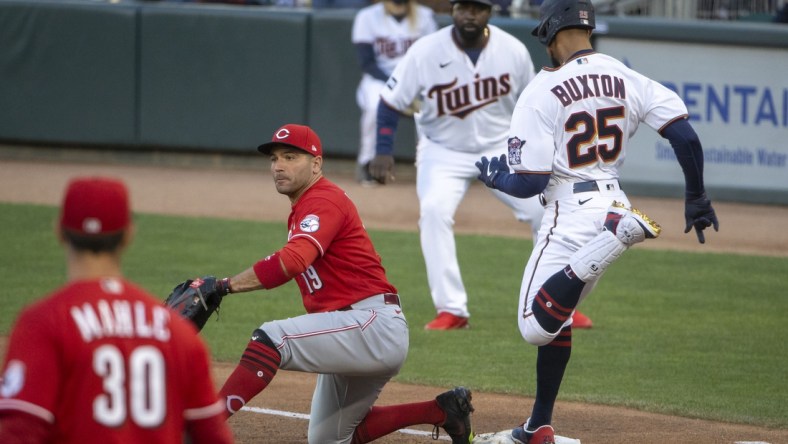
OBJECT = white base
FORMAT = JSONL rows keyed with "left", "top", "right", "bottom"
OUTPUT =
{"left": 474, "top": 429, "right": 581, "bottom": 444}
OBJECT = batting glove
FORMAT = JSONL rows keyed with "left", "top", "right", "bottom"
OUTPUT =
{"left": 684, "top": 194, "right": 719, "bottom": 244}
{"left": 475, "top": 154, "right": 509, "bottom": 189}
{"left": 369, "top": 154, "right": 395, "bottom": 184}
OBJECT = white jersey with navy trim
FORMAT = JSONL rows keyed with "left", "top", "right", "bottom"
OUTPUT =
{"left": 507, "top": 51, "right": 688, "bottom": 183}
{"left": 352, "top": 2, "right": 436, "bottom": 168}
{"left": 378, "top": 23, "right": 543, "bottom": 322}
{"left": 352, "top": 3, "right": 437, "bottom": 78}
{"left": 381, "top": 25, "right": 536, "bottom": 154}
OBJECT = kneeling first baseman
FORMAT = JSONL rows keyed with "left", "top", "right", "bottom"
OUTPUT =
{"left": 166, "top": 124, "right": 475, "bottom": 444}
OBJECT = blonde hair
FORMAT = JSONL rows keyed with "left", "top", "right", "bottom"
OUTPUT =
{"left": 383, "top": 0, "right": 421, "bottom": 31}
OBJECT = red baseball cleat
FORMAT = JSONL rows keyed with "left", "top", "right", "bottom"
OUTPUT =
{"left": 425, "top": 312, "right": 469, "bottom": 330}
{"left": 571, "top": 310, "right": 593, "bottom": 329}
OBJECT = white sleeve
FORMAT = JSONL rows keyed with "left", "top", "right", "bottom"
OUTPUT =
{"left": 351, "top": 9, "right": 373, "bottom": 44}
{"left": 379, "top": 48, "right": 422, "bottom": 112}
{"left": 641, "top": 77, "right": 689, "bottom": 132}
{"left": 515, "top": 45, "right": 537, "bottom": 97}
{"left": 508, "top": 101, "right": 555, "bottom": 174}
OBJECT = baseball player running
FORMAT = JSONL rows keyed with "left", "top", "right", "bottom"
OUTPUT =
{"left": 475, "top": 0, "right": 719, "bottom": 442}
{"left": 169, "top": 124, "right": 474, "bottom": 444}
{"left": 369, "top": 0, "right": 592, "bottom": 330}
{"left": 0, "top": 178, "right": 232, "bottom": 444}
{"left": 352, "top": 0, "right": 437, "bottom": 184}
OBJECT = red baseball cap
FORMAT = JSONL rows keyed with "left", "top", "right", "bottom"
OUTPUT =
{"left": 257, "top": 124, "right": 322, "bottom": 157}
{"left": 59, "top": 177, "right": 130, "bottom": 235}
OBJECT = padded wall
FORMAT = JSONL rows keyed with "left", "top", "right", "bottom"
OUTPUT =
{"left": 138, "top": 5, "right": 310, "bottom": 151}
{"left": 0, "top": 0, "right": 137, "bottom": 144}
{"left": 307, "top": 9, "right": 417, "bottom": 159}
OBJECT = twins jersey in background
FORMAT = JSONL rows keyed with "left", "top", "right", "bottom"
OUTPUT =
{"left": 352, "top": 2, "right": 436, "bottom": 170}
{"left": 351, "top": 2, "right": 437, "bottom": 78}
{"left": 381, "top": 25, "right": 536, "bottom": 153}
{"left": 507, "top": 51, "right": 688, "bottom": 183}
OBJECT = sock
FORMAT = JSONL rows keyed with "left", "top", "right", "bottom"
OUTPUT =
{"left": 529, "top": 327, "right": 572, "bottom": 430}
{"left": 532, "top": 265, "right": 586, "bottom": 333}
{"left": 351, "top": 400, "right": 445, "bottom": 444}
{"left": 218, "top": 340, "right": 281, "bottom": 417}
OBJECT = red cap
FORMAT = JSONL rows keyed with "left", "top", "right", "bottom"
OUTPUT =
{"left": 59, "top": 177, "right": 130, "bottom": 235}
{"left": 257, "top": 124, "right": 322, "bottom": 157}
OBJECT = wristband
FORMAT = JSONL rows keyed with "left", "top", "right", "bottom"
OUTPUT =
{"left": 253, "top": 252, "right": 291, "bottom": 289}
{"left": 219, "top": 277, "right": 232, "bottom": 295}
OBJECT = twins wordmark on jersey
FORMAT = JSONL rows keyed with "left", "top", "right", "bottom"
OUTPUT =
{"left": 429, "top": 73, "right": 512, "bottom": 118}
{"left": 375, "top": 36, "right": 418, "bottom": 59}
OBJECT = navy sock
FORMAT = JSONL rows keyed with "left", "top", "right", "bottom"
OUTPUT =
{"left": 529, "top": 327, "right": 572, "bottom": 429}
{"left": 532, "top": 265, "right": 586, "bottom": 333}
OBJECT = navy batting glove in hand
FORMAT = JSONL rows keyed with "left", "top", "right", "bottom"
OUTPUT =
{"left": 684, "top": 194, "right": 719, "bottom": 244}
{"left": 475, "top": 156, "right": 491, "bottom": 184}
{"left": 475, "top": 154, "right": 509, "bottom": 189}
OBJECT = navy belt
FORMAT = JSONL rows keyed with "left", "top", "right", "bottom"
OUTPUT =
{"left": 573, "top": 180, "right": 621, "bottom": 193}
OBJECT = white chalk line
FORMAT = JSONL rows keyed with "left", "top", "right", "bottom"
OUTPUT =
{"left": 241, "top": 406, "right": 450, "bottom": 440}
{"left": 241, "top": 407, "right": 772, "bottom": 444}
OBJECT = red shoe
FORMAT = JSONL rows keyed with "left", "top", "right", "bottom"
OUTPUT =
{"left": 425, "top": 312, "right": 469, "bottom": 330}
{"left": 572, "top": 310, "right": 593, "bottom": 329}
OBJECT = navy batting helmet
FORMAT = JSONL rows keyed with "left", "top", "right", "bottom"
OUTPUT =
{"left": 531, "top": 0, "right": 595, "bottom": 46}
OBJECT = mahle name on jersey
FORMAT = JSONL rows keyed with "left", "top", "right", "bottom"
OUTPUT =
{"left": 71, "top": 299, "right": 172, "bottom": 343}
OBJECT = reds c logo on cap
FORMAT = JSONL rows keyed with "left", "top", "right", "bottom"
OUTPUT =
{"left": 257, "top": 124, "right": 323, "bottom": 157}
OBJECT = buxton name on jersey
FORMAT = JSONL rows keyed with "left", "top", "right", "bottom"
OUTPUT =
{"left": 551, "top": 73, "right": 626, "bottom": 107}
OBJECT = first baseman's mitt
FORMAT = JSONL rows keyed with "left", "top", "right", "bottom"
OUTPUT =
{"left": 164, "top": 276, "right": 231, "bottom": 331}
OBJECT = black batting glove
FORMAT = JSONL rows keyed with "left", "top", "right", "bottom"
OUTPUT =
{"left": 475, "top": 154, "right": 509, "bottom": 189}
{"left": 684, "top": 194, "right": 719, "bottom": 244}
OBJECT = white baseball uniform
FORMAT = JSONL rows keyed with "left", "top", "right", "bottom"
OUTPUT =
{"left": 352, "top": 3, "right": 436, "bottom": 167}
{"left": 380, "top": 25, "right": 543, "bottom": 319}
{"left": 507, "top": 50, "right": 689, "bottom": 338}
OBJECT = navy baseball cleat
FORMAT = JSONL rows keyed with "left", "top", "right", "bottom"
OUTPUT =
{"left": 434, "top": 386, "right": 474, "bottom": 443}
{"left": 511, "top": 419, "right": 556, "bottom": 444}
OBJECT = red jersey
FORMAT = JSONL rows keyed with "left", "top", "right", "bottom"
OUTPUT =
{"left": 288, "top": 178, "right": 397, "bottom": 312}
{"left": 0, "top": 278, "right": 232, "bottom": 444}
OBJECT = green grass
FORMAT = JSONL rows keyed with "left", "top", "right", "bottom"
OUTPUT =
{"left": 2, "top": 202, "right": 787, "bottom": 429}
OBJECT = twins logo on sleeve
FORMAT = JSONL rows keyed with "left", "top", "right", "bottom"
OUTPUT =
{"left": 508, "top": 137, "right": 523, "bottom": 165}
